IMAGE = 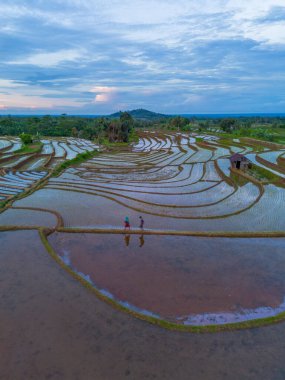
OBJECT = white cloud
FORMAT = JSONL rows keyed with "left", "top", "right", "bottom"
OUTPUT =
{"left": 8, "top": 49, "right": 83, "bottom": 68}
{"left": 90, "top": 86, "right": 117, "bottom": 103}
{"left": 0, "top": 77, "right": 88, "bottom": 110}
{"left": 242, "top": 21, "right": 285, "bottom": 45}
{"left": 0, "top": 79, "right": 27, "bottom": 88}
{"left": 1, "top": 0, "right": 285, "bottom": 113}
{"left": 3, "top": 1, "right": 285, "bottom": 49}
{"left": 94, "top": 94, "right": 111, "bottom": 102}
{"left": 1, "top": 4, "right": 74, "bottom": 28}
{"left": 0, "top": 93, "right": 83, "bottom": 109}
{"left": 90, "top": 86, "right": 117, "bottom": 93}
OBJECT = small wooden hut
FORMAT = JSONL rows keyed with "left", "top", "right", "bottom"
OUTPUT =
{"left": 230, "top": 153, "right": 251, "bottom": 170}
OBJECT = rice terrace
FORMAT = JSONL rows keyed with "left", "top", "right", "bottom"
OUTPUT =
{"left": 1, "top": 121, "right": 285, "bottom": 335}
{"left": 2, "top": 1, "right": 285, "bottom": 377}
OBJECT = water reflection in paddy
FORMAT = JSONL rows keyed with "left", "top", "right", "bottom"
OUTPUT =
{"left": 49, "top": 233, "right": 285, "bottom": 325}
{"left": 15, "top": 187, "right": 285, "bottom": 231}
{"left": 0, "top": 208, "right": 57, "bottom": 227}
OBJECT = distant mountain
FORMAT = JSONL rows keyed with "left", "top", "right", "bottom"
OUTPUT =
{"left": 109, "top": 108, "right": 169, "bottom": 120}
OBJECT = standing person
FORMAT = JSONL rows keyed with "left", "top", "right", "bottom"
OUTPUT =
{"left": 139, "top": 216, "right": 144, "bottom": 230}
{"left": 124, "top": 216, "right": 130, "bottom": 230}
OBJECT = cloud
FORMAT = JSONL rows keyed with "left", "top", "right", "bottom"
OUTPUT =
{"left": 0, "top": 0, "right": 285, "bottom": 114}
{"left": 8, "top": 49, "right": 83, "bottom": 68}
{"left": 0, "top": 93, "right": 83, "bottom": 109}
{"left": 89, "top": 86, "right": 117, "bottom": 103}
{"left": 94, "top": 94, "right": 111, "bottom": 102}
{"left": 90, "top": 86, "right": 117, "bottom": 93}
{"left": 0, "top": 79, "right": 27, "bottom": 88}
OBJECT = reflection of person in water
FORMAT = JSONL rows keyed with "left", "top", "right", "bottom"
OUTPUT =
{"left": 124, "top": 234, "right": 131, "bottom": 246}
{"left": 139, "top": 234, "right": 144, "bottom": 247}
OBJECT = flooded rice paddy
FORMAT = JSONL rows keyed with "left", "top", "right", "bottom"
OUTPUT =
{"left": 50, "top": 233, "right": 285, "bottom": 325}
{"left": 2, "top": 131, "right": 285, "bottom": 378}
{"left": 1, "top": 131, "right": 285, "bottom": 329}
{"left": 0, "top": 137, "right": 98, "bottom": 203}
{"left": 3, "top": 229, "right": 285, "bottom": 379}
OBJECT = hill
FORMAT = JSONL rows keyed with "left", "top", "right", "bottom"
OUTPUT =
{"left": 109, "top": 108, "right": 169, "bottom": 120}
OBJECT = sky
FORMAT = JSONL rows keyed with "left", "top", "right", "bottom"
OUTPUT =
{"left": 0, "top": 0, "right": 285, "bottom": 115}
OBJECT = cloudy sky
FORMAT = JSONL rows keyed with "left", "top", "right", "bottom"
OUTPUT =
{"left": 1, "top": 0, "right": 285, "bottom": 114}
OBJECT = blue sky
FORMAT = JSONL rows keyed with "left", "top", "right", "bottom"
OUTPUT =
{"left": 0, "top": 0, "right": 285, "bottom": 114}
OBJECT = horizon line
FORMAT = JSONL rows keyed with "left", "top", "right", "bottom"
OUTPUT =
{"left": 1, "top": 112, "right": 285, "bottom": 117}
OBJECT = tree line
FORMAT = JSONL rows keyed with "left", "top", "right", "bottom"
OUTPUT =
{"left": 0, "top": 112, "right": 136, "bottom": 143}
{"left": 0, "top": 113, "right": 284, "bottom": 143}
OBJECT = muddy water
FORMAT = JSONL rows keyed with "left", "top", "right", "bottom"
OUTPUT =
{"left": 2, "top": 230, "right": 285, "bottom": 378}
{"left": 49, "top": 232, "right": 285, "bottom": 324}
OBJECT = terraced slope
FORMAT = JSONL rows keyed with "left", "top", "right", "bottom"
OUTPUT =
{"left": 0, "top": 137, "right": 98, "bottom": 171}
{"left": 0, "top": 137, "right": 99, "bottom": 203}
{"left": 1, "top": 131, "right": 285, "bottom": 330}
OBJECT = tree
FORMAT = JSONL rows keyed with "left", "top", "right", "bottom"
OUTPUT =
{"left": 119, "top": 112, "right": 134, "bottom": 142}
{"left": 106, "top": 120, "right": 120, "bottom": 142}
{"left": 169, "top": 116, "right": 189, "bottom": 130}
{"left": 20, "top": 133, "right": 33, "bottom": 145}
{"left": 220, "top": 118, "right": 237, "bottom": 132}
{"left": 71, "top": 127, "right": 78, "bottom": 137}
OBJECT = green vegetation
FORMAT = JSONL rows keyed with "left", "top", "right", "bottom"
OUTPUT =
{"left": 0, "top": 200, "right": 8, "bottom": 209}
{"left": 1, "top": 112, "right": 284, "bottom": 144}
{"left": 220, "top": 118, "right": 237, "bottom": 132}
{"left": 110, "top": 108, "right": 168, "bottom": 120}
{"left": 106, "top": 112, "right": 134, "bottom": 143}
{"left": 212, "top": 120, "right": 285, "bottom": 144}
{"left": 101, "top": 128, "right": 139, "bottom": 147}
{"left": 249, "top": 164, "right": 281, "bottom": 182}
{"left": 0, "top": 112, "right": 136, "bottom": 144}
{"left": 0, "top": 113, "right": 139, "bottom": 147}
{"left": 19, "top": 132, "right": 33, "bottom": 144}
{"left": 52, "top": 150, "right": 99, "bottom": 177}
{"left": 102, "top": 141, "right": 129, "bottom": 148}
{"left": 15, "top": 141, "right": 43, "bottom": 154}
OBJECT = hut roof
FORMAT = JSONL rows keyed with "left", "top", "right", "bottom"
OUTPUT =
{"left": 230, "top": 153, "right": 249, "bottom": 163}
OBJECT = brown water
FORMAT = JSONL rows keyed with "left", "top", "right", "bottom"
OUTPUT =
{"left": 2, "top": 230, "right": 285, "bottom": 379}
{"left": 49, "top": 232, "right": 285, "bottom": 324}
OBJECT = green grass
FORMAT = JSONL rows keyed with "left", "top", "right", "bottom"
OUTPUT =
{"left": 210, "top": 129, "right": 285, "bottom": 146}
{"left": 129, "top": 129, "right": 140, "bottom": 143}
{"left": 108, "top": 142, "right": 129, "bottom": 147}
{"left": 102, "top": 140, "right": 130, "bottom": 148}
{"left": 230, "top": 172, "right": 249, "bottom": 187}
{"left": 14, "top": 142, "right": 43, "bottom": 155}
{"left": 249, "top": 164, "right": 280, "bottom": 182}
{"left": 52, "top": 150, "right": 99, "bottom": 177}
{"left": 0, "top": 201, "right": 6, "bottom": 209}
{"left": 100, "top": 131, "right": 139, "bottom": 148}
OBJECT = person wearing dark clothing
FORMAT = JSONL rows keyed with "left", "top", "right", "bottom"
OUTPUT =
{"left": 139, "top": 216, "right": 144, "bottom": 230}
